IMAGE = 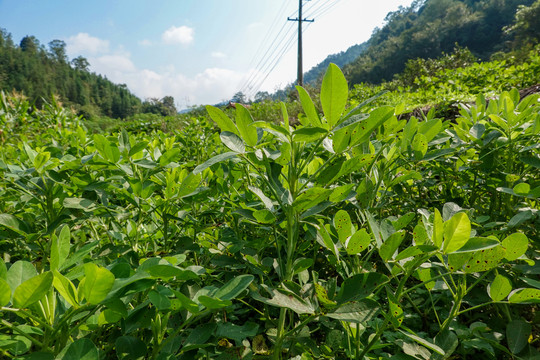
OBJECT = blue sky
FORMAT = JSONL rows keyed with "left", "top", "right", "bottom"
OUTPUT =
{"left": 0, "top": 0, "right": 414, "bottom": 109}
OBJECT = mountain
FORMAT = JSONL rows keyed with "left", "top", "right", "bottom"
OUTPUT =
{"left": 303, "top": 42, "right": 369, "bottom": 85}
{"left": 343, "top": 0, "right": 536, "bottom": 85}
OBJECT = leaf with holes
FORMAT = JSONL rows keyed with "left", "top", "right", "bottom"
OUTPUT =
{"left": 334, "top": 210, "right": 353, "bottom": 244}
{"left": 346, "top": 229, "right": 371, "bottom": 255}
{"left": 508, "top": 288, "right": 540, "bottom": 303}
{"left": 314, "top": 283, "right": 336, "bottom": 308}
{"left": 463, "top": 246, "right": 506, "bottom": 273}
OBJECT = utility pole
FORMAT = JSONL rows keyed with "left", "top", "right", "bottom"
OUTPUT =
{"left": 288, "top": 0, "right": 314, "bottom": 87}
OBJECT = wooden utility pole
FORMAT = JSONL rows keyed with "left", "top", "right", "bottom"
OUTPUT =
{"left": 288, "top": 0, "right": 314, "bottom": 87}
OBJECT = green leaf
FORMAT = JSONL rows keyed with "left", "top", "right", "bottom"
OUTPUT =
{"left": 182, "top": 324, "right": 217, "bottom": 352}
{"left": 326, "top": 299, "right": 379, "bottom": 323}
{"left": 220, "top": 131, "right": 245, "bottom": 153}
{"left": 398, "top": 330, "right": 445, "bottom": 355}
{"left": 82, "top": 263, "right": 115, "bottom": 304}
{"left": 149, "top": 290, "right": 171, "bottom": 310}
{"left": 206, "top": 105, "right": 238, "bottom": 135}
{"left": 215, "top": 322, "right": 259, "bottom": 344}
{"left": 412, "top": 133, "right": 428, "bottom": 160}
{"left": 443, "top": 212, "right": 471, "bottom": 254}
{"left": 433, "top": 208, "right": 444, "bottom": 248}
{"left": 292, "top": 258, "right": 313, "bottom": 275}
{"left": 6, "top": 261, "right": 37, "bottom": 297}
{"left": 53, "top": 270, "right": 78, "bottom": 307}
{"left": 334, "top": 210, "right": 352, "bottom": 244}
{"left": 115, "top": 336, "right": 147, "bottom": 360}
{"left": 418, "top": 118, "right": 442, "bottom": 142}
{"left": 171, "top": 290, "right": 199, "bottom": 313}
{"left": 513, "top": 183, "right": 530, "bottom": 196}
{"left": 464, "top": 246, "right": 506, "bottom": 273}
{"left": 235, "top": 104, "right": 258, "bottom": 146}
{"left": 388, "top": 293, "right": 403, "bottom": 328}
{"left": 508, "top": 288, "right": 540, "bottom": 304}
{"left": 379, "top": 230, "right": 406, "bottom": 261}
{"left": 63, "top": 198, "right": 96, "bottom": 212}
{"left": 502, "top": 233, "right": 528, "bottom": 261}
{"left": 346, "top": 229, "right": 371, "bottom": 255}
{"left": 0, "top": 278, "right": 10, "bottom": 306}
{"left": 248, "top": 186, "right": 275, "bottom": 211}
{"left": 432, "top": 330, "right": 458, "bottom": 360}
{"left": 215, "top": 274, "right": 254, "bottom": 300}
{"left": 193, "top": 151, "right": 237, "bottom": 174}
{"left": 506, "top": 319, "right": 531, "bottom": 354}
{"left": 314, "top": 283, "right": 336, "bottom": 308}
{"left": 50, "top": 225, "right": 70, "bottom": 272}
{"left": 320, "top": 63, "right": 348, "bottom": 128}
{"left": 293, "top": 187, "right": 332, "bottom": 213}
{"left": 0, "top": 213, "right": 30, "bottom": 235}
{"left": 159, "top": 148, "right": 181, "bottom": 167}
{"left": 296, "top": 86, "right": 322, "bottom": 127}
{"left": 413, "top": 224, "right": 429, "bottom": 245}
{"left": 57, "top": 338, "right": 98, "bottom": 360}
{"left": 251, "top": 286, "right": 315, "bottom": 314}
{"left": 144, "top": 265, "right": 199, "bottom": 281}
{"left": 253, "top": 209, "right": 276, "bottom": 224}
{"left": 507, "top": 210, "right": 533, "bottom": 228}
{"left": 392, "top": 212, "right": 415, "bottom": 231}
{"left": 293, "top": 127, "right": 328, "bottom": 142}
{"left": 33, "top": 152, "right": 50, "bottom": 171}
{"left": 332, "top": 126, "right": 351, "bottom": 153}
{"left": 453, "top": 237, "right": 500, "bottom": 253}
{"left": 350, "top": 106, "right": 394, "bottom": 145}
{"left": 128, "top": 141, "right": 148, "bottom": 157}
{"left": 13, "top": 272, "right": 53, "bottom": 308}
{"left": 198, "top": 295, "right": 232, "bottom": 309}
{"left": 177, "top": 172, "right": 202, "bottom": 198}
{"left": 488, "top": 275, "right": 512, "bottom": 302}
{"left": 337, "top": 273, "right": 388, "bottom": 304}
{"left": 329, "top": 184, "right": 355, "bottom": 203}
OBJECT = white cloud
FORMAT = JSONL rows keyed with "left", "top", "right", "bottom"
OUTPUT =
{"left": 65, "top": 33, "right": 109, "bottom": 57}
{"left": 162, "top": 25, "right": 194, "bottom": 45}
{"left": 91, "top": 54, "right": 136, "bottom": 74}
{"left": 138, "top": 39, "right": 152, "bottom": 46}
{"left": 211, "top": 51, "right": 226, "bottom": 59}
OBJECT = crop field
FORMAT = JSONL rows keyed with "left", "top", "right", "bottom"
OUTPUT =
{"left": 0, "top": 64, "right": 539, "bottom": 359}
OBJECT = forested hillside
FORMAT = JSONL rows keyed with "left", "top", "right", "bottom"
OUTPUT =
{"left": 303, "top": 42, "right": 368, "bottom": 85}
{"left": 0, "top": 29, "right": 142, "bottom": 118}
{"left": 342, "top": 0, "right": 537, "bottom": 84}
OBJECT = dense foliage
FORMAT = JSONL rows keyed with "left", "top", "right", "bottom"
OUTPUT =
{"left": 0, "top": 62, "right": 538, "bottom": 359}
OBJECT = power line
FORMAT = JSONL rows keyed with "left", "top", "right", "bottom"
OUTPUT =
{"left": 239, "top": 22, "right": 296, "bottom": 96}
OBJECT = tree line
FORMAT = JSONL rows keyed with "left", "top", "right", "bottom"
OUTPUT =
{"left": 0, "top": 29, "right": 178, "bottom": 119}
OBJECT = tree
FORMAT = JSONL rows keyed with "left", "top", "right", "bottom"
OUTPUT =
{"left": 231, "top": 91, "right": 246, "bottom": 104}
{"left": 20, "top": 36, "right": 39, "bottom": 54}
{"left": 254, "top": 91, "right": 271, "bottom": 103}
{"left": 71, "top": 56, "right": 90, "bottom": 72}
{"left": 504, "top": 0, "right": 540, "bottom": 47}
{"left": 48, "top": 40, "right": 67, "bottom": 63}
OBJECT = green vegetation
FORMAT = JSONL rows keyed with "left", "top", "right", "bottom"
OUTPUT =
{"left": 343, "top": 0, "right": 535, "bottom": 85}
{"left": 0, "top": 61, "right": 538, "bottom": 359}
